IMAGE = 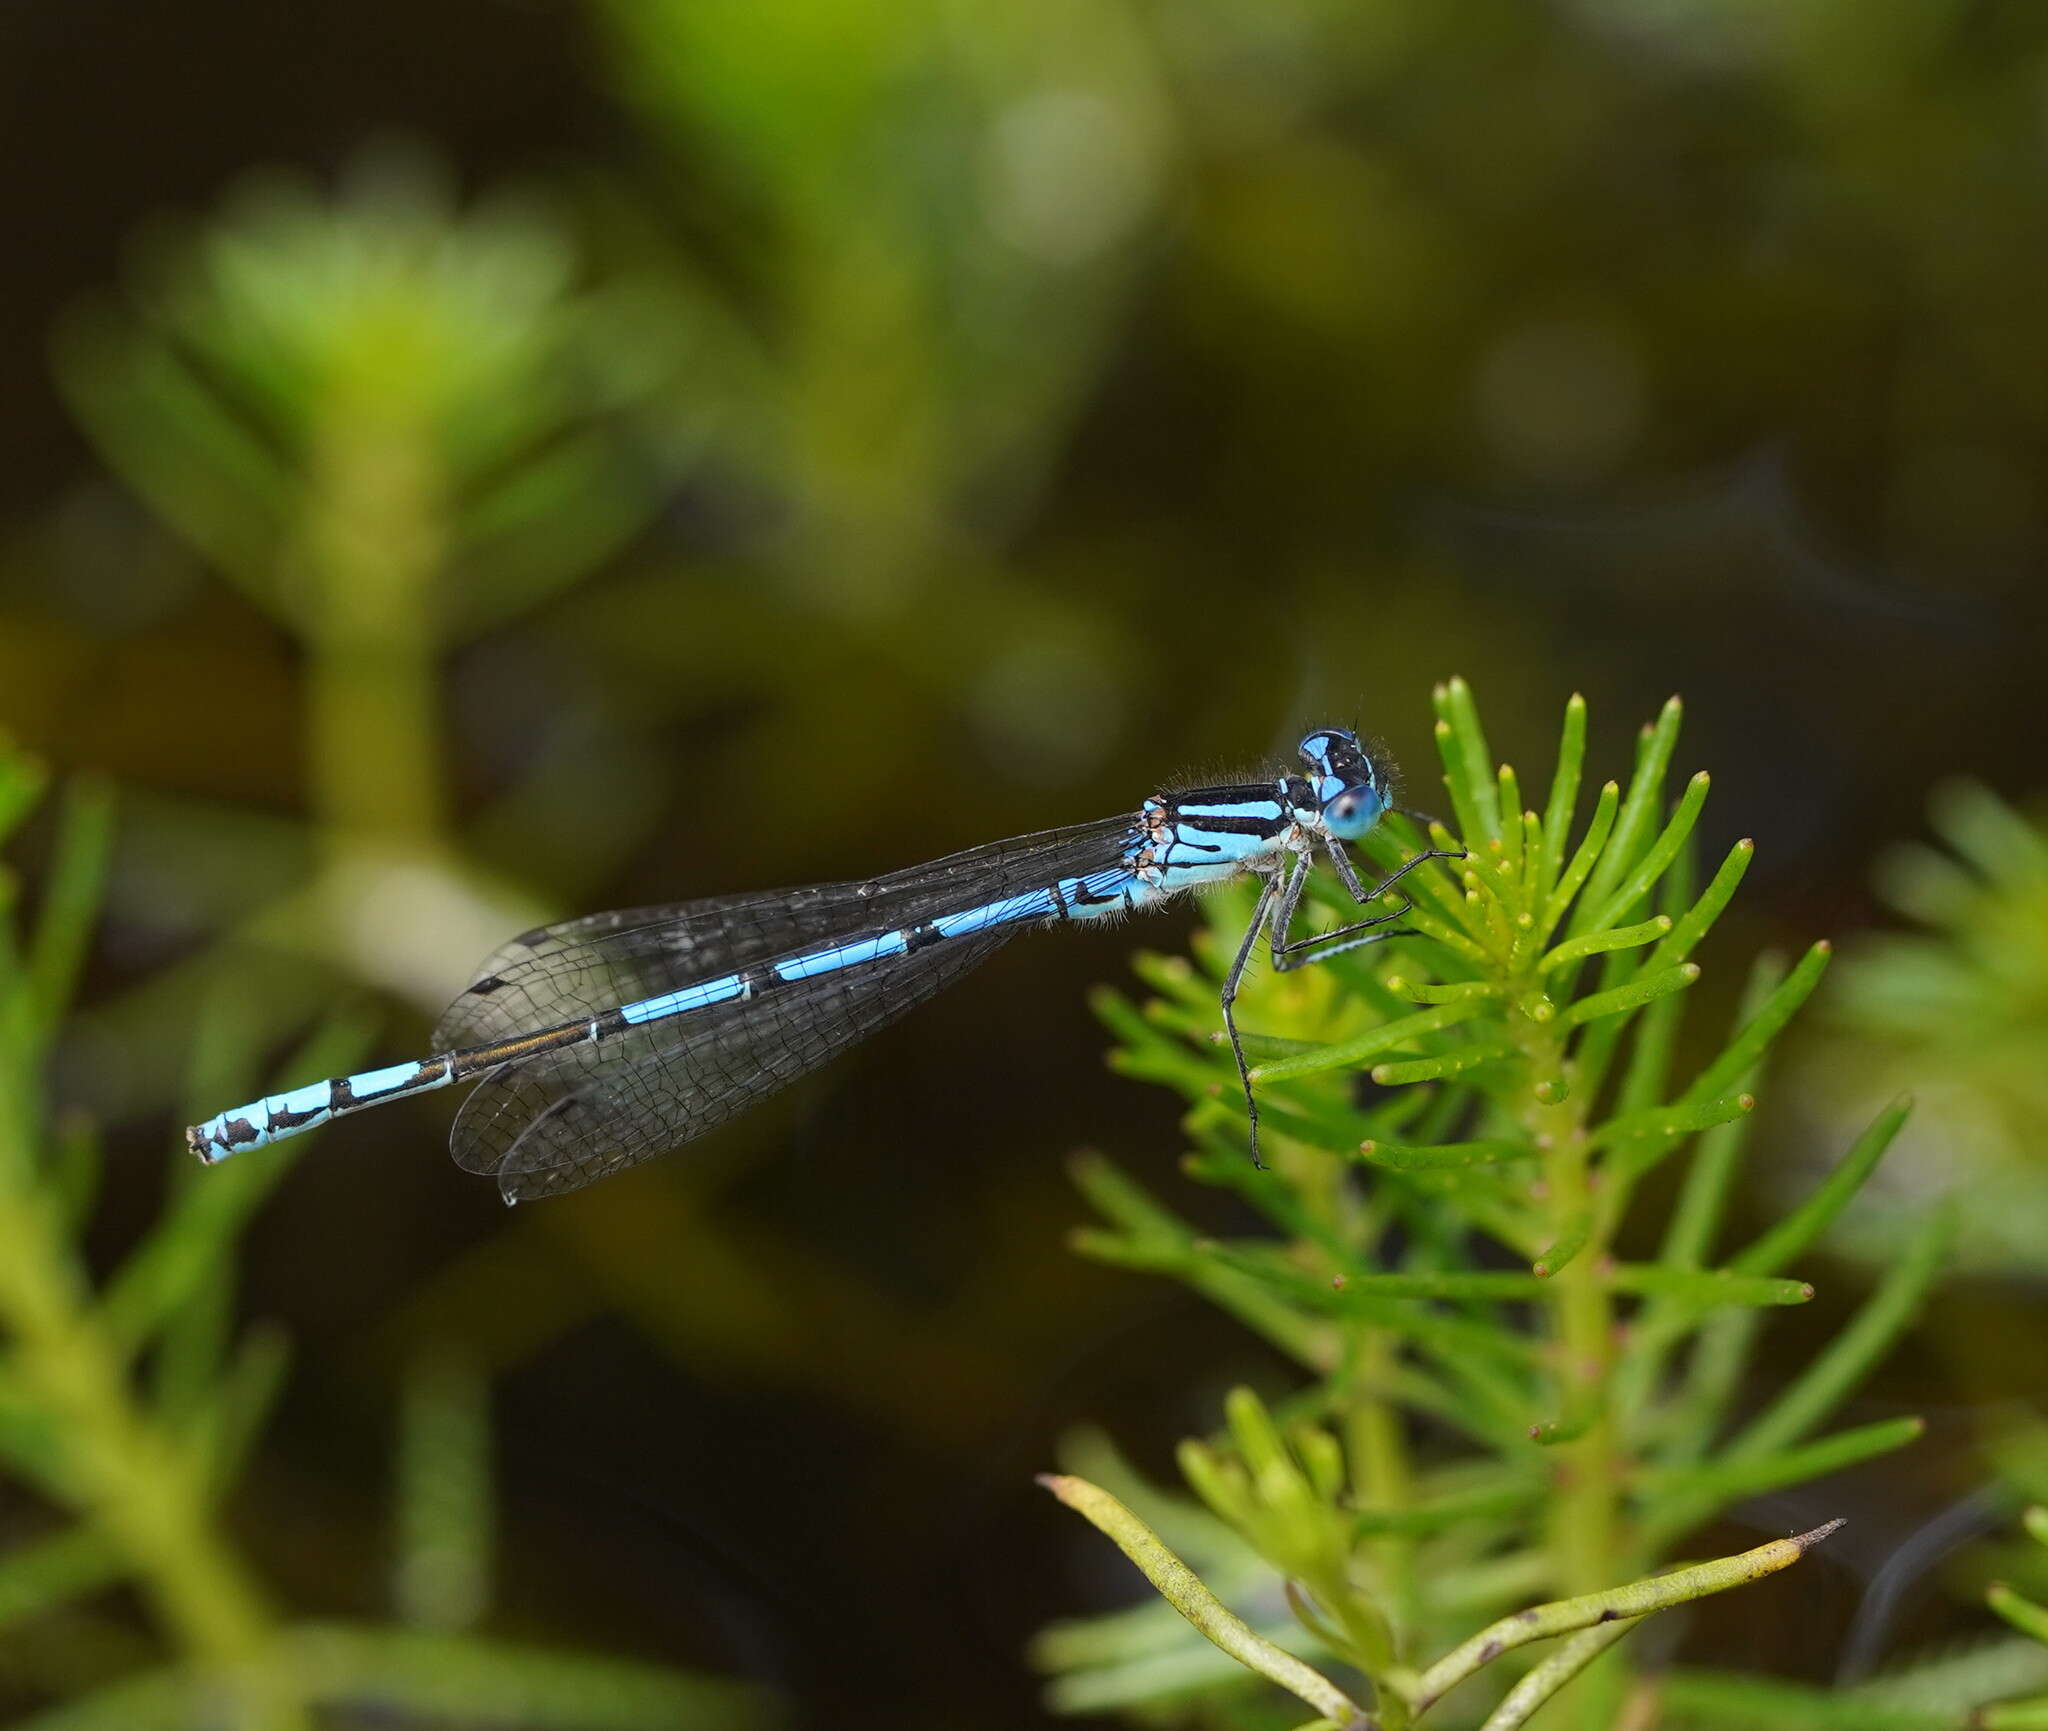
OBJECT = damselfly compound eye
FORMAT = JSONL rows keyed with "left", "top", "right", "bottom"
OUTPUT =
{"left": 1323, "top": 787, "right": 1381, "bottom": 841}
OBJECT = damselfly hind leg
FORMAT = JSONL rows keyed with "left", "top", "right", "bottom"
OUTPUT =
{"left": 1218, "top": 870, "right": 1282, "bottom": 1169}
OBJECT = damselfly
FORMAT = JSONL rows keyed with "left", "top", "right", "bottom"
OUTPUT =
{"left": 188, "top": 728, "right": 1460, "bottom": 1202}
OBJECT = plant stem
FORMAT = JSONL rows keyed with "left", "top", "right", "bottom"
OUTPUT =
{"left": 302, "top": 396, "right": 449, "bottom": 856}
{"left": 1514, "top": 1014, "right": 1627, "bottom": 1724}
{"left": 1346, "top": 1334, "right": 1416, "bottom": 1731}
{"left": 0, "top": 1152, "right": 305, "bottom": 1725}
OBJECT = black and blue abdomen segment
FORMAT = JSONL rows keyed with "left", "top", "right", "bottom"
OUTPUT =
{"left": 189, "top": 1056, "right": 456, "bottom": 1158}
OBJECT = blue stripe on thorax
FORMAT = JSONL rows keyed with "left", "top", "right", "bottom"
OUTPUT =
{"left": 1172, "top": 798, "right": 1288, "bottom": 823}
{"left": 1153, "top": 789, "right": 1293, "bottom": 878}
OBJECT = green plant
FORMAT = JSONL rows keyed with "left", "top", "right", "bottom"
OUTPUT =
{"left": 1036, "top": 681, "right": 1948, "bottom": 1729}
{"left": 601, "top": 0, "right": 1171, "bottom": 605}
{"left": 585, "top": 0, "right": 1178, "bottom": 795}
{"left": 1801, "top": 780, "right": 2048, "bottom": 1276}
{"left": 0, "top": 746, "right": 776, "bottom": 1728}
{"left": 1982, "top": 1509, "right": 2048, "bottom": 1730}
{"left": 56, "top": 146, "right": 682, "bottom": 1113}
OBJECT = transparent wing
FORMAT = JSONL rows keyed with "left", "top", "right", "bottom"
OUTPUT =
{"left": 441, "top": 812, "right": 1143, "bottom": 1201}
{"left": 434, "top": 814, "right": 1141, "bottom": 1054}
{"left": 457, "top": 927, "right": 1010, "bottom": 1201}
{"left": 436, "top": 889, "right": 837, "bottom": 1052}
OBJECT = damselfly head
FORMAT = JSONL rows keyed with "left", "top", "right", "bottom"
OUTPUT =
{"left": 1297, "top": 727, "right": 1386, "bottom": 841}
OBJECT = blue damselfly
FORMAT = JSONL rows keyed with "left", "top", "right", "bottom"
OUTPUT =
{"left": 188, "top": 729, "right": 1459, "bottom": 1201}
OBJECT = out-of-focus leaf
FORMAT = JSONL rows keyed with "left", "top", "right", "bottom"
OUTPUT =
{"left": 25, "top": 778, "right": 114, "bottom": 1042}
{"left": 189, "top": 1323, "right": 292, "bottom": 1497}
{"left": 103, "top": 1008, "right": 375, "bottom": 1359}
{"left": 0, "top": 754, "right": 49, "bottom": 852}
{"left": 4, "top": 1665, "right": 196, "bottom": 1731}
{"left": 0, "top": 1526, "right": 123, "bottom": 1637}
{"left": 394, "top": 1348, "right": 493, "bottom": 1632}
{"left": 1659, "top": 1668, "right": 1953, "bottom": 1731}
{"left": 288, "top": 1622, "right": 780, "bottom": 1729}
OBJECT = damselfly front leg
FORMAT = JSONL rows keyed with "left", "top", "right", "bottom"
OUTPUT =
{"left": 1271, "top": 840, "right": 1466, "bottom": 967}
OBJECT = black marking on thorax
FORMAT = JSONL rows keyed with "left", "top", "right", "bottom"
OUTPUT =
{"left": 1165, "top": 784, "right": 1295, "bottom": 840}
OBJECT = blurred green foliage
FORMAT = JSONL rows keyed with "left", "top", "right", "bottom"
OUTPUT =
{"left": 59, "top": 147, "right": 671, "bottom": 655}
{"left": 1981, "top": 1508, "right": 2048, "bottom": 1730}
{"left": 1797, "top": 782, "right": 2048, "bottom": 1276}
{"left": 602, "top": 0, "right": 1171, "bottom": 604}
{"left": 0, "top": 749, "right": 776, "bottom": 1726}
{"left": 51, "top": 153, "right": 645, "bottom": 1128}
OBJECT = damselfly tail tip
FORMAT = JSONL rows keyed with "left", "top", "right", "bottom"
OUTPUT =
{"left": 185, "top": 1123, "right": 218, "bottom": 1166}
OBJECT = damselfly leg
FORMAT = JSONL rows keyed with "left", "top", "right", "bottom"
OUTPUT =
{"left": 1221, "top": 844, "right": 1466, "bottom": 1167}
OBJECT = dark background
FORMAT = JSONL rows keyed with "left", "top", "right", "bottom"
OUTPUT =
{"left": 2, "top": 1, "right": 2043, "bottom": 1724}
